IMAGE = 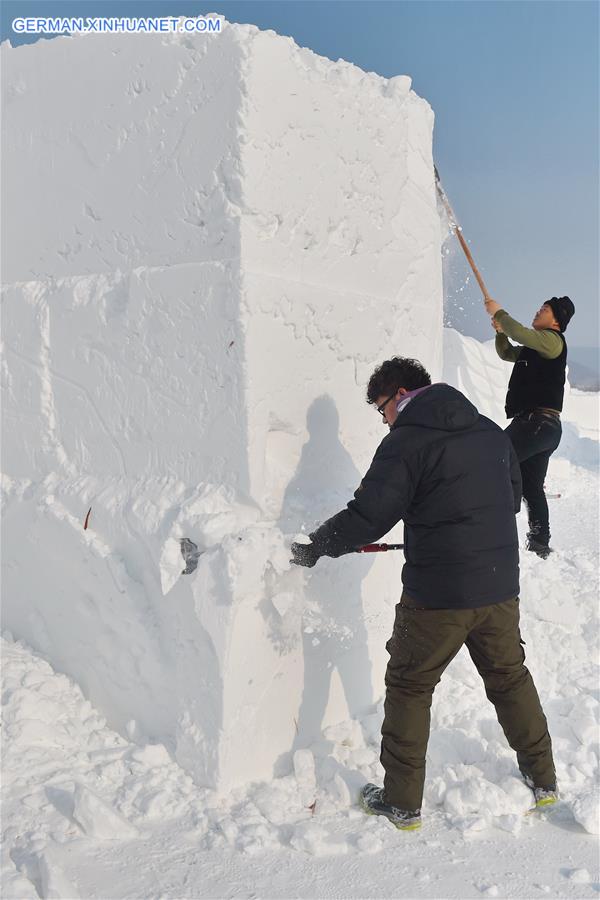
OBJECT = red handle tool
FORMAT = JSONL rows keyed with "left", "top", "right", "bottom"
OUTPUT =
{"left": 356, "top": 543, "right": 404, "bottom": 553}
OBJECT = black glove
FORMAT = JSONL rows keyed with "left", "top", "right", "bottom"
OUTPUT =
{"left": 290, "top": 541, "right": 321, "bottom": 568}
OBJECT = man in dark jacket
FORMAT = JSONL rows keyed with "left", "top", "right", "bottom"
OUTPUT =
{"left": 291, "top": 357, "right": 556, "bottom": 830}
{"left": 485, "top": 296, "right": 575, "bottom": 558}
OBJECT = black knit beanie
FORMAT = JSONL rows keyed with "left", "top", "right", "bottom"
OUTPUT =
{"left": 546, "top": 296, "right": 575, "bottom": 332}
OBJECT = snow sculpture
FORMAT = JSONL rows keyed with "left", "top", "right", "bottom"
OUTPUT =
{"left": 1, "top": 19, "right": 443, "bottom": 789}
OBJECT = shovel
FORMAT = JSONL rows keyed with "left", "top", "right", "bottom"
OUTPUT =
{"left": 180, "top": 538, "right": 405, "bottom": 575}
{"left": 180, "top": 538, "right": 203, "bottom": 575}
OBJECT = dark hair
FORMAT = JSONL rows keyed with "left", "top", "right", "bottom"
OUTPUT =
{"left": 366, "top": 357, "right": 431, "bottom": 404}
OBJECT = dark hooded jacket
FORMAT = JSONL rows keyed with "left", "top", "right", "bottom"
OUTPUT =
{"left": 310, "top": 384, "right": 521, "bottom": 609}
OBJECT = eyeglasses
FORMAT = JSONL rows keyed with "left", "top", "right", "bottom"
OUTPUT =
{"left": 377, "top": 391, "right": 397, "bottom": 417}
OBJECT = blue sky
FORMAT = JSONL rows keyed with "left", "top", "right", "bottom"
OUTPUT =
{"left": 2, "top": 1, "right": 598, "bottom": 349}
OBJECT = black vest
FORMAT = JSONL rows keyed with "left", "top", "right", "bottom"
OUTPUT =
{"left": 505, "top": 331, "right": 567, "bottom": 418}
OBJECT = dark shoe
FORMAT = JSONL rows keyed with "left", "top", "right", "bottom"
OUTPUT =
{"left": 359, "top": 783, "right": 421, "bottom": 830}
{"left": 521, "top": 772, "right": 559, "bottom": 808}
{"left": 526, "top": 539, "right": 552, "bottom": 559}
{"left": 532, "top": 786, "right": 559, "bottom": 808}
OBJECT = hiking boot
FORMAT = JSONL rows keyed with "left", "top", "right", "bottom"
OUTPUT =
{"left": 526, "top": 538, "right": 552, "bottom": 559}
{"left": 521, "top": 772, "right": 559, "bottom": 808}
{"left": 532, "top": 786, "right": 559, "bottom": 808}
{"left": 359, "top": 783, "right": 421, "bottom": 830}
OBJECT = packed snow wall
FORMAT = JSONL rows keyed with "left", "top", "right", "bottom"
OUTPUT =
{"left": 1, "top": 20, "right": 443, "bottom": 790}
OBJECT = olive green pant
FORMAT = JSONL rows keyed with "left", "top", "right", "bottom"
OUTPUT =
{"left": 381, "top": 596, "right": 555, "bottom": 811}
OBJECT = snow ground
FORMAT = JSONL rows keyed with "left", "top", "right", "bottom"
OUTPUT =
{"left": 2, "top": 391, "right": 599, "bottom": 899}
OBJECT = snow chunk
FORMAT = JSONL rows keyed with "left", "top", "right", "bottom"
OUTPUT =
{"left": 572, "top": 788, "right": 600, "bottom": 834}
{"left": 567, "top": 868, "right": 591, "bottom": 883}
{"left": 72, "top": 784, "right": 139, "bottom": 840}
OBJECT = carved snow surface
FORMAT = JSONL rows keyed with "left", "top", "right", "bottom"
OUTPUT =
{"left": 2, "top": 19, "right": 442, "bottom": 791}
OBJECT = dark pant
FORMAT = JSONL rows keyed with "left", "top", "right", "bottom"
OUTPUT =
{"left": 505, "top": 412, "right": 562, "bottom": 546}
{"left": 381, "top": 596, "right": 555, "bottom": 811}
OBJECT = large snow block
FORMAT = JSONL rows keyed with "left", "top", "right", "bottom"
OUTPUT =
{"left": 2, "top": 20, "right": 443, "bottom": 791}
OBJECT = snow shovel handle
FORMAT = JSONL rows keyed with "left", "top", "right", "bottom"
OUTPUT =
{"left": 356, "top": 543, "right": 404, "bottom": 553}
{"left": 434, "top": 166, "right": 492, "bottom": 302}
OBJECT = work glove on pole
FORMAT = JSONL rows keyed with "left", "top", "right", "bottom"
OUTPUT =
{"left": 290, "top": 540, "right": 404, "bottom": 567}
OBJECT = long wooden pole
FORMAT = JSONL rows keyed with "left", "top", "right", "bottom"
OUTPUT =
{"left": 434, "top": 167, "right": 491, "bottom": 302}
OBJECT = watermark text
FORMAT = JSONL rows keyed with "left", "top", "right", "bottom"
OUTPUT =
{"left": 12, "top": 17, "right": 223, "bottom": 35}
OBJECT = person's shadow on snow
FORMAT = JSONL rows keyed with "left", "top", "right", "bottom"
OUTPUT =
{"left": 277, "top": 395, "right": 376, "bottom": 757}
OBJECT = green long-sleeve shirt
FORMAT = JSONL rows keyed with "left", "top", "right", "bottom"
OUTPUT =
{"left": 493, "top": 309, "right": 563, "bottom": 363}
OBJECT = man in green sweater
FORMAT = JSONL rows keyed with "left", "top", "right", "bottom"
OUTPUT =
{"left": 485, "top": 296, "right": 575, "bottom": 558}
